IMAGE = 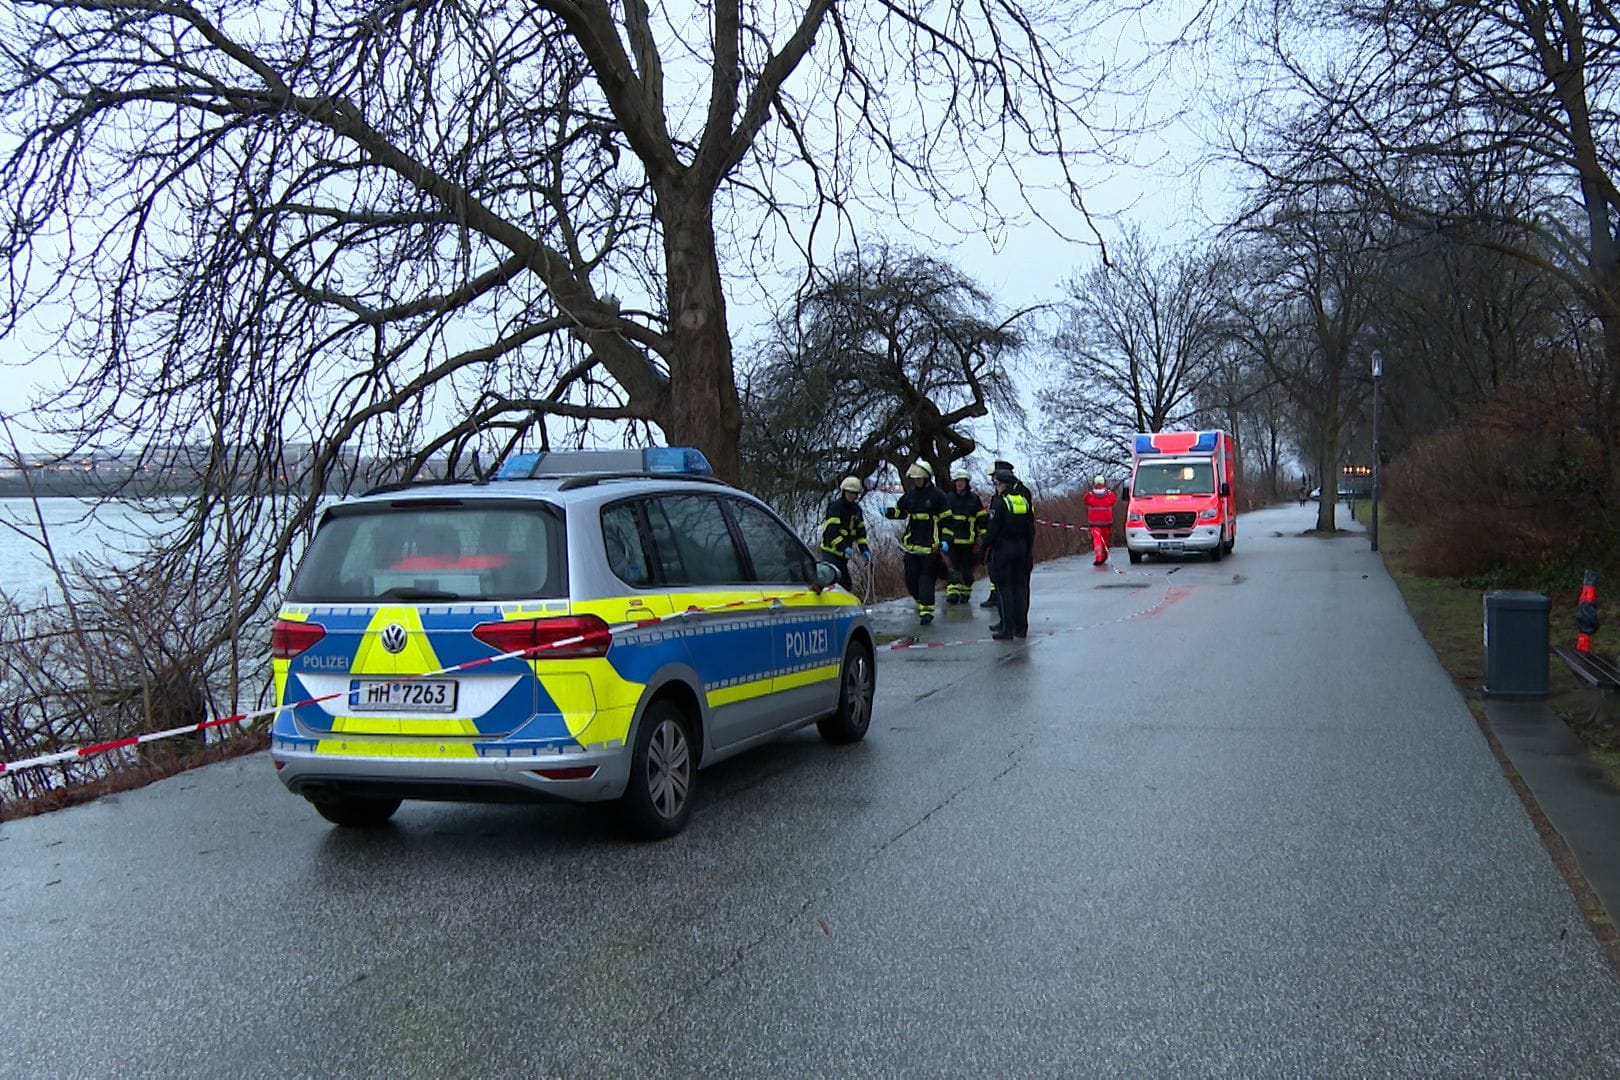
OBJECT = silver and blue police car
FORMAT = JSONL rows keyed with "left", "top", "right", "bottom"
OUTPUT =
{"left": 268, "top": 447, "right": 875, "bottom": 839}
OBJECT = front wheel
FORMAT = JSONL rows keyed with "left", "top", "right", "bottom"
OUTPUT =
{"left": 1127, "top": 550, "right": 1142, "bottom": 564}
{"left": 819, "top": 640, "right": 875, "bottom": 744}
{"left": 308, "top": 793, "right": 400, "bottom": 828}
{"left": 1209, "top": 540, "right": 1224, "bottom": 562}
{"left": 620, "top": 699, "right": 696, "bottom": 840}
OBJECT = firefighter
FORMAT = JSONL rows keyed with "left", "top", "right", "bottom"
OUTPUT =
{"left": 941, "top": 471, "right": 985, "bottom": 605}
{"left": 984, "top": 467, "right": 1034, "bottom": 639}
{"left": 1082, "top": 474, "right": 1118, "bottom": 566}
{"left": 980, "top": 459, "right": 1034, "bottom": 609}
{"left": 885, "top": 461, "right": 948, "bottom": 624}
{"left": 819, "top": 475, "right": 870, "bottom": 591}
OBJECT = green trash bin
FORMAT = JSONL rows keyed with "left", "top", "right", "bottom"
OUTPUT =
{"left": 1483, "top": 590, "right": 1550, "bottom": 699}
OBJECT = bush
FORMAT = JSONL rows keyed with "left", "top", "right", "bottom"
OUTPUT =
{"left": 0, "top": 538, "right": 267, "bottom": 817}
{"left": 1383, "top": 387, "right": 1612, "bottom": 577}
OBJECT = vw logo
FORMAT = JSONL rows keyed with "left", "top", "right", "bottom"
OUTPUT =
{"left": 380, "top": 624, "right": 409, "bottom": 654}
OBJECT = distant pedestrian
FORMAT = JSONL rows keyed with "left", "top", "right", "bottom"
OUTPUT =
{"left": 819, "top": 476, "right": 870, "bottom": 591}
{"left": 1297, "top": 481, "right": 1309, "bottom": 508}
{"left": 941, "top": 471, "right": 986, "bottom": 606}
{"left": 1082, "top": 474, "right": 1117, "bottom": 566}
{"left": 984, "top": 467, "right": 1034, "bottom": 640}
{"left": 885, "top": 461, "right": 948, "bottom": 625}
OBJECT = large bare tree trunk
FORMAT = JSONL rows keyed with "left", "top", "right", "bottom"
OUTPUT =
{"left": 661, "top": 196, "right": 743, "bottom": 481}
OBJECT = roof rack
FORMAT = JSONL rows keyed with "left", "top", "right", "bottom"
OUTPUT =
{"left": 360, "top": 477, "right": 488, "bottom": 497}
{"left": 556, "top": 471, "right": 727, "bottom": 492}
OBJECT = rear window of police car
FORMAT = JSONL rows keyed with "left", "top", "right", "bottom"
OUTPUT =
{"left": 600, "top": 493, "right": 816, "bottom": 588}
{"left": 287, "top": 502, "right": 565, "bottom": 602}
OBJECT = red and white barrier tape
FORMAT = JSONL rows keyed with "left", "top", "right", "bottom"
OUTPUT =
{"left": 0, "top": 590, "right": 821, "bottom": 777}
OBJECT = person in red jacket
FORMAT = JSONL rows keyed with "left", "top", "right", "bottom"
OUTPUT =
{"left": 1082, "top": 474, "right": 1117, "bottom": 566}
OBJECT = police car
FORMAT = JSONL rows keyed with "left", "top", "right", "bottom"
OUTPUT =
{"left": 268, "top": 447, "right": 875, "bottom": 839}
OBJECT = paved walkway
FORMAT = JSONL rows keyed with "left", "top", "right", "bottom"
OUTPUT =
{"left": 862, "top": 505, "right": 1620, "bottom": 944}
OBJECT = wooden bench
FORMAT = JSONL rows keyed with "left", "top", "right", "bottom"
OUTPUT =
{"left": 1552, "top": 644, "right": 1620, "bottom": 723}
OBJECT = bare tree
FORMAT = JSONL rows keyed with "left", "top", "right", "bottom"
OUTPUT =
{"left": 1233, "top": 0, "right": 1620, "bottom": 468}
{"left": 740, "top": 244, "right": 1029, "bottom": 522}
{"left": 0, "top": 0, "right": 1183, "bottom": 489}
{"left": 1037, "top": 228, "right": 1231, "bottom": 481}
{"left": 0, "top": 0, "right": 1215, "bottom": 784}
{"left": 1224, "top": 189, "right": 1388, "bottom": 530}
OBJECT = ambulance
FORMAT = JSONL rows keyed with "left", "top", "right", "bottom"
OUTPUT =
{"left": 1123, "top": 430, "right": 1238, "bottom": 563}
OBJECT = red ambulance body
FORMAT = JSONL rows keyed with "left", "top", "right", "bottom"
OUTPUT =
{"left": 1124, "top": 430, "right": 1237, "bottom": 563}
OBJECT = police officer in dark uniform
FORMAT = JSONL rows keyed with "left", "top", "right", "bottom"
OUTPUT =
{"left": 885, "top": 461, "right": 948, "bottom": 624}
{"left": 984, "top": 467, "right": 1034, "bottom": 639}
{"left": 819, "top": 475, "right": 870, "bottom": 591}
{"left": 980, "top": 459, "right": 1034, "bottom": 610}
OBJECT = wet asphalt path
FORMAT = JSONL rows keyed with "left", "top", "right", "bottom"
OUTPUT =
{"left": 4, "top": 503, "right": 1620, "bottom": 1077}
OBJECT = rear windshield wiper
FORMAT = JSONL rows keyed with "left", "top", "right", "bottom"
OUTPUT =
{"left": 377, "top": 586, "right": 462, "bottom": 601}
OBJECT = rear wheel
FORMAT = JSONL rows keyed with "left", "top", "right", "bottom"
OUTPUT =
{"left": 818, "top": 640, "right": 875, "bottom": 744}
{"left": 308, "top": 794, "right": 400, "bottom": 828}
{"left": 620, "top": 699, "right": 696, "bottom": 840}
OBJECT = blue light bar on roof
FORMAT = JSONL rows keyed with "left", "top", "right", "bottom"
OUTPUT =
{"left": 496, "top": 452, "right": 542, "bottom": 479}
{"left": 641, "top": 447, "right": 713, "bottom": 475}
{"left": 1133, "top": 431, "right": 1219, "bottom": 455}
{"left": 494, "top": 447, "right": 714, "bottom": 479}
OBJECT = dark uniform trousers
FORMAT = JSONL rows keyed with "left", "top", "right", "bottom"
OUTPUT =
{"left": 903, "top": 552, "right": 936, "bottom": 617}
{"left": 821, "top": 548, "right": 853, "bottom": 591}
{"left": 990, "top": 541, "right": 1032, "bottom": 637}
{"left": 946, "top": 544, "right": 977, "bottom": 601}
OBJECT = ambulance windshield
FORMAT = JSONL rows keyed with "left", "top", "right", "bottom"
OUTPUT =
{"left": 1133, "top": 461, "right": 1215, "bottom": 496}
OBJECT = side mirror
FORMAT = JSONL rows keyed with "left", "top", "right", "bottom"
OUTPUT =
{"left": 1219, "top": 482, "right": 1230, "bottom": 498}
{"left": 812, "top": 561, "right": 841, "bottom": 593}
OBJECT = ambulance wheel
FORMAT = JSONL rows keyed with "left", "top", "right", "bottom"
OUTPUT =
{"left": 1209, "top": 541, "right": 1224, "bottom": 562}
{"left": 1223, "top": 535, "right": 1235, "bottom": 554}
{"left": 1128, "top": 550, "right": 1142, "bottom": 564}
{"left": 309, "top": 793, "right": 400, "bottom": 828}
{"left": 620, "top": 699, "right": 696, "bottom": 840}
{"left": 819, "top": 639, "right": 875, "bottom": 745}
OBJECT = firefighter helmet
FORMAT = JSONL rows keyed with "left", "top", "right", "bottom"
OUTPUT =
{"left": 840, "top": 476, "right": 862, "bottom": 494}
{"left": 906, "top": 462, "right": 930, "bottom": 480}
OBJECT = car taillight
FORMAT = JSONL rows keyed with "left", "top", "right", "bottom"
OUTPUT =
{"left": 472, "top": 615, "right": 613, "bottom": 659}
{"left": 271, "top": 619, "right": 326, "bottom": 660}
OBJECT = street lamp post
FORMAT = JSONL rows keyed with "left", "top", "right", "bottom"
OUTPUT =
{"left": 1371, "top": 350, "right": 1382, "bottom": 553}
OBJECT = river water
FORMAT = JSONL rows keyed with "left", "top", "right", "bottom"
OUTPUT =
{"left": 0, "top": 498, "right": 170, "bottom": 605}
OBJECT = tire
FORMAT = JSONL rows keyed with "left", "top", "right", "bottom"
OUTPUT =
{"left": 308, "top": 794, "right": 400, "bottom": 828}
{"left": 620, "top": 699, "right": 696, "bottom": 840}
{"left": 1223, "top": 533, "right": 1235, "bottom": 554}
{"left": 818, "top": 640, "right": 875, "bottom": 745}
{"left": 1209, "top": 540, "right": 1224, "bottom": 562}
{"left": 1127, "top": 550, "right": 1142, "bottom": 564}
